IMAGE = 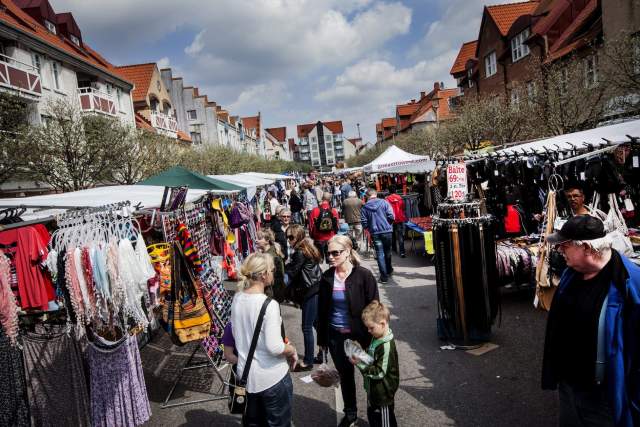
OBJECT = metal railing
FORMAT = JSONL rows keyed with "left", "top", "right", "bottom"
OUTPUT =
{"left": 0, "top": 53, "right": 41, "bottom": 96}
{"left": 77, "top": 87, "right": 116, "bottom": 116}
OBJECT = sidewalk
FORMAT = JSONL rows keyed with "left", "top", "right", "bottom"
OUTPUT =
{"left": 141, "top": 249, "right": 557, "bottom": 426}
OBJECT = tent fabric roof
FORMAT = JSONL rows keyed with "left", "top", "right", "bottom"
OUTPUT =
{"left": 495, "top": 119, "right": 640, "bottom": 155}
{"left": 237, "top": 172, "right": 293, "bottom": 181}
{"left": 209, "top": 174, "right": 274, "bottom": 188}
{"left": 363, "top": 145, "right": 435, "bottom": 173}
{"left": 0, "top": 185, "right": 210, "bottom": 220}
{"left": 136, "top": 166, "right": 244, "bottom": 192}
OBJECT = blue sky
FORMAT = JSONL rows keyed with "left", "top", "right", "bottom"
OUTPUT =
{"left": 51, "top": 0, "right": 515, "bottom": 143}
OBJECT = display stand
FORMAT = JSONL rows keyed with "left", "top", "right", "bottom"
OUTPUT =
{"left": 161, "top": 341, "right": 230, "bottom": 409}
{"left": 433, "top": 199, "right": 497, "bottom": 349}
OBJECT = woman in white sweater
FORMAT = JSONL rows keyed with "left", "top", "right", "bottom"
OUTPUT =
{"left": 231, "top": 252, "right": 297, "bottom": 426}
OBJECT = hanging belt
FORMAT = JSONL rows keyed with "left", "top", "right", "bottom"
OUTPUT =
{"left": 595, "top": 294, "right": 609, "bottom": 385}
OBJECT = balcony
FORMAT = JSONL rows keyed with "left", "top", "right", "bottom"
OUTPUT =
{"left": 299, "top": 146, "right": 310, "bottom": 154}
{"left": 299, "top": 139, "right": 309, "bottom": 146}
{"left": 300, "top": 154, "right": 311, "bottom": 161}
{"left": 150, "top": 111, "right": 179, "bottom": 133}
{"left": 78, "top": 87, "right": 116, "bottom": 116}
{"left": 0, "top": 54, "right": 41, "bottom": 99}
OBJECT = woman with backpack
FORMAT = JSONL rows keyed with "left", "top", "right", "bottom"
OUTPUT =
{"left": 285, "top": 224, "right": 323, "bottom": 372}
{"left": 256, "top": 229, "right": 287, "bottom": 304}
{"left": 308, "top": 192, "right": 340, "bottom": 263}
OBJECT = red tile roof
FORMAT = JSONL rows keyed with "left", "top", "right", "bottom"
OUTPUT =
{"left": 297, "top": 121, "right": 343, "bottom": 137}
{"left": 531, "top": 0, "right": 572, "bottom": 37}
{"left": 347, "top": 137, "right": 361, "bottom": 147}
{"left": 397, "top": 102, "right": 420, "bottom": 117}
{"left": 548, "top": 0, "right": 597, "bottom": 54}
{"left": 486, "top": 1, "right": 539, "bottom": 37}
{"left": 242, "top": 115, "right": 260, "bottom": 138}
{"left": 134, "top": 111, "right": 155, "bottom": 132}
{"left": 265, "top": 126, "right": 286, "bottom": 142}
{"left": 297, "top": 123, "right": 316, "bottom": 137}
{"left": 177, "top": 130, "right": 191, "bottom": 143}
{"left": 218, "top": 111, "right": 229, "bottom": 122}
{"left": 376, "top": 123, "right": 382, "bottom": 132}
{"left": 381, "top": 118, "right": 397, "bottom": 128}
{"left": 324, "top": 121, "right": 343, "bottom": 134}
{"left": 0, "top": 0, "right": 131, "bottom": 86}
{"left": 114, "top": 63, "right": 156, "bottom": 102}
{"left": 450, "top": 40, "right": 478, "bottom": 75}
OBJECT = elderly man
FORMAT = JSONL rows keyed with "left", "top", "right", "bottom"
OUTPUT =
{"left": 342, "top": 190, "right": 363, "bottom": 245}
{"left": 542, "top": 215, "right": 640, "bottom": 427}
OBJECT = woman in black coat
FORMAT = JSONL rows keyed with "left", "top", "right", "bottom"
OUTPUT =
{"left": 317, "top": 234, "right": 379, "bottom": 427}
{"left": 285, "top": 224, "right": 322, "bottom": 371}
{"left": 289, "top": 189, "right": 304, "bottom": 224}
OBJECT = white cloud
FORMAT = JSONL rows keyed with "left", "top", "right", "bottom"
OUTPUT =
{"left": 228, "top": 81, "right": 291, "bottom": 112}
{"left": 184, "top": 30, "right": 206, "bottom": 55}
{"left": 156, "top": 56, "right": 171, "bottom": 69}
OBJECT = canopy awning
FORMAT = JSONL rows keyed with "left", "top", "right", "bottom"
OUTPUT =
{"left": 496, "top": 119, "right": 640, "bottom": 155}
{"left": 209, "top": 174, "right": 275, "bottom": 187}
{"left": 137, "top": 166, "right": 244, "bottom": 192}
{"left": 363, "top": 145, "right": 435, "bottom": 173}
{"left": 0, "top": 185, "right": 210, "bottom": 220}
{"left": 236, "top": 172, "right": 293, "bottom": 181}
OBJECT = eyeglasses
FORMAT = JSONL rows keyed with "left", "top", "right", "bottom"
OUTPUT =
{"left": 281, "top": 215, "right": 291, "bottom": 219}
{"left": 287, "top": 235, "right": 295, "bottom": 240}
{"left": 328, "top": 250, "right": 345, "bottom": 258}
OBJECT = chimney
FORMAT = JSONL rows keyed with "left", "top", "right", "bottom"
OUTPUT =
{"left": 411, "top": 99, "right": 416, "bottom": 104}
{"left": 434, "top": 82, "right": 440, "bottom": 91}
{"left": 420, "top": 91, "right": 426, "bottom": 99}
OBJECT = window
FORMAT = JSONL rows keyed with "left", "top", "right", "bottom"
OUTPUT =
{"left": 325, "top": 142, "right": 333, "bottom": 149}
{"left": 485, "top": 51, "right": 497, "bottom": 77}
{"left": 584, "top": 55, "right": 597, "bottom": 88}
{"left": 326, "top": 150, "right": 334, "bottom": 157}
{"left": 467, "top": 68, "right": 474, "bottom": 88}
{"left": 190, "top": 132, "right": 202, "bottom": 144}
{"left": 31, "top": 53, "right": 42, "bottom": 75}
{"left": 51, "top": 61, "right": 61, "bottom": 90}
{"left": 333, "top": 134, "right": 340, "bottom": 142}
{"left": 325, "top": 135, "right": 331, "bottom": 142}
{"left": 188, "top": 110, "right": 197, "bottom": 120}
{"left": 105, "top": 83, "right": 113, "bottom": 96}
{"left": 511, "top": 28, "right": 530, "bottom": 62}
{"left": 69, "top": 35, "right": 80, "bottom": 46}
{"left": 44, "top": 20, "right": 56, "bottom": 34}
{"left": 311, "top": 136, "right": 317, "bottom": 143}
{"left": 311, "top": 143, "right": 318, "bottom": 151}
{"left": 116, "top": 88, "right": 123, "bottom": 111}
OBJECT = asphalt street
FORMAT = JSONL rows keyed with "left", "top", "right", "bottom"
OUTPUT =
{"left": 141, "top": 245, "right": 558, "bottom": 426}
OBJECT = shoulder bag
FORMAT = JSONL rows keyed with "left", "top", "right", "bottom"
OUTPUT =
{"left": 228, "top": 297, "right": 272, "bottom": 414}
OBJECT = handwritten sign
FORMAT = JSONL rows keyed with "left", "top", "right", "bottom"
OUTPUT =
{"left": 447, "top": 163, "right": 467, "bottom": 201}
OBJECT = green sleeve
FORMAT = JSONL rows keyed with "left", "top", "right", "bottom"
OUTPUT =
{"left": 356, "top": 342, "right": 390, "bottom": 380}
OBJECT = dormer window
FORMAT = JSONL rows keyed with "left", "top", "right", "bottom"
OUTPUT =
{"left": 44, "top": 20, "right": 56, "bottom": 34}
{"left": 511, "top": 28, "right": 530, "bottom": 62}
{"left": 70, "top": 35, "right": 80, "bottom": 46}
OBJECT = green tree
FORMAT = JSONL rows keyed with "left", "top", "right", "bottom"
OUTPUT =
{"left": 0, "top": 92, "right": 30, "bottom": 184}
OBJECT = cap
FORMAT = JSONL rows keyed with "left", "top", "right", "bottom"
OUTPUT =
{"left": 546, "top": 215, "right": 605, "bottom": 244}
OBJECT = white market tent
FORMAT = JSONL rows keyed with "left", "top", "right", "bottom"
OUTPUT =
{"left": 363, "top": 145, "right": 436, "bottom": 173}
{"left": 237, "top": 172, "right": 293, "bottom": 181}
{"left": 208, "top": 174, "right": 275, "bottom": 200}
{"left": 0, "top": 185, "right": 212, "bottom": 220}
{"left": 495, "top": 119, "right": 640, "bottom": 156}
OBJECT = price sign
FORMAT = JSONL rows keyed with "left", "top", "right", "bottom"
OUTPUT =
{"left": 447, "top": 163, "right": 468, "bottom": 201}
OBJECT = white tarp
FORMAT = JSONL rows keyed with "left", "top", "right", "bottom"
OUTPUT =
{"left": 496, "top": 119, "right": 640, "bottom": 155}
{"left": 237, "top": 172, "right": 293, "bottom": 181}
{"left": 0, "top": 185, "right": 212, "bottom": 220}
{"left": 209, "top": 174, "right": 274, "bottom": 200}
{"left": 363, "top": 145, "right": 435, "bottom": 173}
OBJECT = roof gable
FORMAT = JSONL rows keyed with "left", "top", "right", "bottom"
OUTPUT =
{"left": 450, "top": 40, "right": 478, "bottom": 75}
{"left": 265, "top": 126, "right": 286, "bottom": 142}
{"left": 485, "top": 1, "right": 539, "bottom": 37}
{"left": 324, "top": 120, "right": 343, "bottom": 134}
{"left": 115, "top": 63, "right": 157, "bottom": 102}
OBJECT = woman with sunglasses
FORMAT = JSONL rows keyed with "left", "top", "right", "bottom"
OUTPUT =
{"left": 317, "top": 235, "right": 379, "bottom": 427}
{"left": 284, "top": 224, "right": 323, "bottom": 371}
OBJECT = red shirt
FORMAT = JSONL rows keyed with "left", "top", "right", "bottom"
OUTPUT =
{"left": 309, "top": 201, "right": 340, "bottom": 242}
{"left": 385, "top": 194, "right": 407, "bottom": 223}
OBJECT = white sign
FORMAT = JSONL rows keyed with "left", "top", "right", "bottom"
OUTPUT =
{"left": 447, "top": 163, "right": 468, "bottom": 201}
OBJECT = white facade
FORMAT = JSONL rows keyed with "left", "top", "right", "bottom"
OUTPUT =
{"left": 216, "top": 118, "right": 259, "bottom": 154}
{"left": 298, "top": 124, "right": 344, "bottom": 167}
{"left": 0, "top": 39, "right": 134, "bottom": 127}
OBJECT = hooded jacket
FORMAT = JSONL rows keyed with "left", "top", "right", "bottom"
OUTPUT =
{"left": 385, "top": 194, "right": 406, "bottom": 224}
{"left": 542, "top": 251, "right": 640, "bottom": 427}
{"left": 361, "top": 198, "right": 394, "bottom": 235}
{"left": 356, "top": 329, "right": 399, "bottom": 407}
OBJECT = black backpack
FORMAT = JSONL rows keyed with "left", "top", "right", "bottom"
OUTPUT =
{"left": 315, "top": 207, "right": 337, "bottom": 232}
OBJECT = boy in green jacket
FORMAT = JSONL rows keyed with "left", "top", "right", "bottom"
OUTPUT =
{"left": 350, "top": 301, "right": 400, "bottom": 427}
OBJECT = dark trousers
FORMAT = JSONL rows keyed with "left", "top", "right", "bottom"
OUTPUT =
{"left": 244, "top": 374, "right": 293, "bottom": 427}
{"left": 301, "top": 294, "right": 318, "bottom": 365}
{"left": 391, "top": 223, "right": 405, "bottom": 256}
{"left": 372, "top": 232, "right": 393, "bottom": 279}
{"left": 368, "top": 403, "right": 397, "bottom": 427}
{"left": 327, "top": 328, "right": 357, "bottom": 418}
{"left": 314, "top": 240, "right": 329, "bottom": 263}
{"left": 558, "top": 382, "right": 614, "bottom": 427}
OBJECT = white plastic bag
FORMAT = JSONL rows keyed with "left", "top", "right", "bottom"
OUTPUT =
{"left": 605, "top": 194, "right": 633, "bottom": 256}
{"left": 344, "top": 339, "right": 374, "bottom": 365}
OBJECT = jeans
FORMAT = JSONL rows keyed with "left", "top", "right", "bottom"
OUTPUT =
{"left": 558, "top": 382, "right": 614, "bottom": 427}
{"left": 391, "top": 223, "right": 405, "bottom": 255}
{"left": 372, "top": 232, "right": 393, "bottom": 279}
{"left": 327, "top": 328, "right": 357, "bottom": 418}
{"left": 301, "top": 294, "right": 318, "bottom": 365}
{"left": 244, "top": 374, "right": 293, "bottom": 427}
{"left": 314, "top": 240, "right": 329, "bottom": 263}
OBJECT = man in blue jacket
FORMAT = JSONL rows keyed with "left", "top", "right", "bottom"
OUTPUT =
{"left": 542, "top": 215, "right": 640, "bottom": 427}
{"left": 361, "top": 189, "right": 395, "bottom": 283}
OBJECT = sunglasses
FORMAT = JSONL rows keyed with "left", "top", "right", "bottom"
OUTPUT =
{"left": 328, "top": 250, "right": 344, "bottom": 258}
{"left": 281, "top": 215, "right": 291, "bottom": 218}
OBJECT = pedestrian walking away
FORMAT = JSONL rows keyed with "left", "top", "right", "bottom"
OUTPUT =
{"left": 542, "top": 215, "right": 640, "bottom": 427}
{"left": 303, "top": 183, "right": 318, "bottom": 221}
{"left": 309, "top": 192, "right": 340, "bottom": 263}
{"left": 284, "top": 224, "right": 323, "bottom": 370}
{"left": 256, "top": 229, "right": 287, "bottom": 304}
{"left": 231, "top": 253, "right": 298, "bottom": 427}
{"left": 361, "top": 189, "right": 395, "bottom": 283}
{"left": 385, "top": 186, "right": 407, "bottom": 258}
{"left": 317, "top": 235, "right": 379, "bottom": 427}
{"left": 288, "top": 189, "right": 304, "bottom": 225}
{"left": 342, "top": 191, "right": 364, "bottom": 247}
{"left": 351, "top": 301, "right": 400, "bottom": 427}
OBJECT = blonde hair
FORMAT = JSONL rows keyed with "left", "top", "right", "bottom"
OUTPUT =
{"left": 328, "top": 234, "right": 360, "bottom": 265}
{"left": 256, "top": 229, "right": 283, "bottom": 257}
{"left": 362, "top": 300, "right": 390, "bottom": 324}
{"left": 239, "top": 252, "right": 274, "bottom": 291}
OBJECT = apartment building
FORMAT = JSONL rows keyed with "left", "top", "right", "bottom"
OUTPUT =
{"left": 116, "top": 63, "right": 191, "bottom": 142}
{"left": 376, "top": 118, "right": 397, "bottom": 142}
{"left": 297, "top": 120, "right": 344, "bottom": 168}
{"left": 264, "top": 126, "right": 289, "bottom": 160}
{"left": 0, "top": 0, "right": 135, "bottom": 127}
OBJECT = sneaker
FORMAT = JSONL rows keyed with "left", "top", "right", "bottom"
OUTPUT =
{"left": 388, "top": 268, "right": 394, "bottom": 275}
{"left": 293, "top": 363, "right": 313, "bottom": 372}
{"left": 379, "top": 277, "right": 388, "bottom": 284}
{"left": 338, "top": 414, "right": 358, "bottom": 427}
